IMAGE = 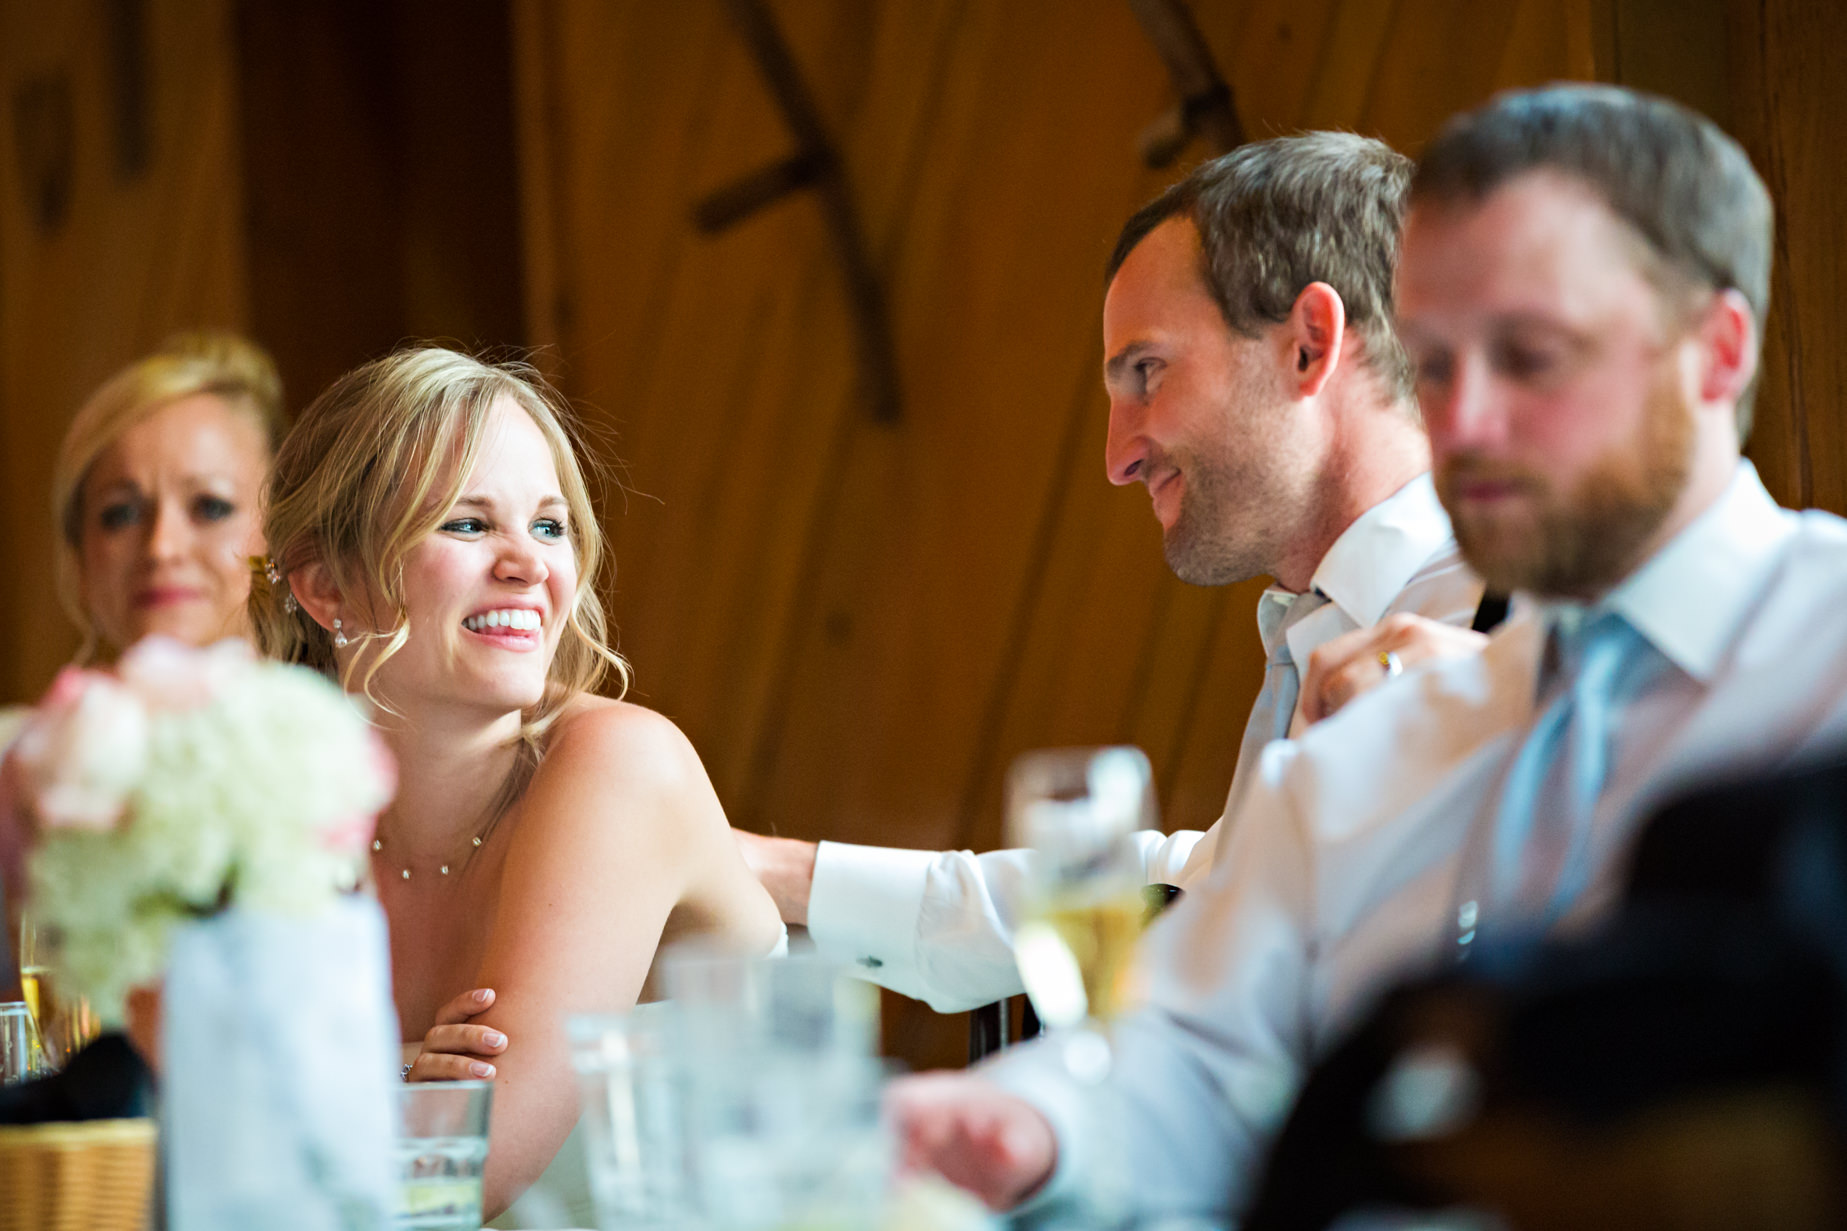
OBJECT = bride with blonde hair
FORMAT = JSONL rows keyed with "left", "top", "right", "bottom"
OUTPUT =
{"left": 251, "top": 346, "right": 782, "bottom": 1218}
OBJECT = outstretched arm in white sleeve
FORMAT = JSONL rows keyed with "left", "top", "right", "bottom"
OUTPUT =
{"left": 735, "top": 828, "right": 1206, "bottom": 1013}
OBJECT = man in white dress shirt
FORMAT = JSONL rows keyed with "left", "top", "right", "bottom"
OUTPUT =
{"left": 889, "top": 85, "right": 1847, "bottom": 1222}
{"left": 739, "top": 133, "right": 1486, "bottom": 1012}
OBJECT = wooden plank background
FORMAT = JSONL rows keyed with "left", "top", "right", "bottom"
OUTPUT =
{"left": 0, "top": 0, "right": 250, "bottom": 691}
{"left": 0, "top": 0, "right": 1841, "bottom": 1068}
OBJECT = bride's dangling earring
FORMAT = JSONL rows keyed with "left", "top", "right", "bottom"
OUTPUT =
{"left": 333, "top": 618, "right": 349, "bottom": 649}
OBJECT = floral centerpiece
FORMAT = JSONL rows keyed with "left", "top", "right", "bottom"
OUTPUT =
{"left": 11, "top": 636, "right": 394, "bottom": 1021}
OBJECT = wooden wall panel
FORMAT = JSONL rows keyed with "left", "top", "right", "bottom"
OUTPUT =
{"left": 0, "top": 0, "right": 524, "bottom": 703}
{"left": 515, "top": 0, "right": 1599, "bottom": 1067}
{"left": 0, "top": 0, "right": 249, "bottom": 701}
{"left": 1591, "top": 0, "right": 1847, "bottom": 516}
{"left": 237, "top": 0, "right": 525, "bottom": 419}
{"left": 1724, "top": 0, "right": 1847, "bottom": 515}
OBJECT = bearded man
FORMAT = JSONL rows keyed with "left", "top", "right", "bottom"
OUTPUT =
{"left": 889, "top": 83, "right": 1847, "bottom": 1224}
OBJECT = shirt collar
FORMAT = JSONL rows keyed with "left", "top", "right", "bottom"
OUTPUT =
{"left": 1536, "top": 462, "right": 1793, "bottom": 683}
{"left": 1260, "top": 472, "right": 1453, "bottom": 628}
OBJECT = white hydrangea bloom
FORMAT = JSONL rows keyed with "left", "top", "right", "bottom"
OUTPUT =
{"left": 27, "top": 653, "right": 395, "bottom": 1020}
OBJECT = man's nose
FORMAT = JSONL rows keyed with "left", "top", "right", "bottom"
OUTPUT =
{"left": 1427, "top": 357, "right": 1505, "bottom": 454}
{"left": 1104, "top": 396, "right": 1149, "bottom": 487}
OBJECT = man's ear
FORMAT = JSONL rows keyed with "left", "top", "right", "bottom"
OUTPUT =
{"left": 1694, "top": 288, "right": 1757, "bottom": 407}
{"left": 1286, "top": 282, "right": 1347, "bottom": 399}
{"left": 288, "top": 560, "right": 344, "bottom": 636}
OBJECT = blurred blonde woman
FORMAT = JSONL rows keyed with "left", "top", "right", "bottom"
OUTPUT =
{"left": 52, "top": 332, "right": 284, "bottom": 661}
{"left": 4, "top": 334, "right": 281, "bottom": 895}
{"left": 2, "top": 334, "right": 280, "bottom": 1051}
{"left": 252, "top": 346, "right": 782, "bottom": 1219}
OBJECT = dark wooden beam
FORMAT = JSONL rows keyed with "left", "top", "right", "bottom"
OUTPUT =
{"left": 693, "top": 0, "right": 901, "bottom": 425}
{"left": 1129, "top": 0, "right": 1244, "bottom": 167}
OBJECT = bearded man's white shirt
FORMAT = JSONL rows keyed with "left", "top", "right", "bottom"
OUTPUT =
{"left": 986, "top": 462, "right": 1847, "bottom": 1222}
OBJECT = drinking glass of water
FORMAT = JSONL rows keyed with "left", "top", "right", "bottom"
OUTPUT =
{"left": 0, "top": 1002, "right": 47, "bottom": 1085}
{"left": 665, "top": 952, "right": 891, "bottom": 1231}
{"left": 395, "top": 1079, "right": 493, "bottom": 1231}
{"left": 570, "top": 1007, "right": 685, "bottom": 1231}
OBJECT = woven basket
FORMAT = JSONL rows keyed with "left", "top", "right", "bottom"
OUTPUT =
{"left": 0, "top": 1118, "right": 157, "bottom": 1231}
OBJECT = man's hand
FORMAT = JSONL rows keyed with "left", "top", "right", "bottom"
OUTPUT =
{"left": 405, "top": 988, "right": 507, "bottom": 1081}
{"left": 1299, "top": 613, "right": 1489, "bottom": 726}
{"left": 886, "top": 1071, "right": 1058, "bottom": 1211}
{"left": 733, "top": 831, "right": 818, "bottom": 926}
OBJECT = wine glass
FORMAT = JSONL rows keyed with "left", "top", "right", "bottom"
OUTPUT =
{"left": 1005, "top": 746, "right": 1155, "bottom": 1229}
{"left": 18, "top": 916, "right": 100, "bottom": 1071}
{"left": 1006, "top": 745, "right": 1156, "bottom": 1036}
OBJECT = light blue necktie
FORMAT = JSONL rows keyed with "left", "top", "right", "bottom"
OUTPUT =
{"left": 1259, "top": 590, "right": 1329, "bottom": 743}
{"left": 1225, "top": 591, "right": 1332, "bottom": 822}
{"left": 1485, "top": 611, "right": 1651, "bottom": 929}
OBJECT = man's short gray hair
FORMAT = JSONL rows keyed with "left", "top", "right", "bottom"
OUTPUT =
{"left": 1108, "top": 132, "right": 1416, "bottom": 404}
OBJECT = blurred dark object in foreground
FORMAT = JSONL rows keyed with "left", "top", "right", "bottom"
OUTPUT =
{"left": 1245, "top": 755, "right": 1847, "bottom": 1231}
{"left": 0, "top": 1034, "right": 153, "bottom": 1125}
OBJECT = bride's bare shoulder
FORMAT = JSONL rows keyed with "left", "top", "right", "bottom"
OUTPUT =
{"left": 530, "top": 696, "right": 718, "bottom": 817}
{"left": 531, "top": 700, "right": 781, "bottom": 953}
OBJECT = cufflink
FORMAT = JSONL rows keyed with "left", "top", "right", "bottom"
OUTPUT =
{"left": 858, "top": 956, "right": 884, "bottom": 970}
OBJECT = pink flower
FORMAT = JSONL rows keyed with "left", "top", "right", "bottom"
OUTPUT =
{"left": 323, "top": 732, "right": 395, "bottom": 854}
{"left": 118, "top": 636, "right": 255, "bottom": 711}
{"left": 366, "top": 731, "right": 398, "bottom": 808}
{"left": 317, "top": 812, "right": 376, "bottom": 855}
{"left": 40, "top": 666, "right": 92, "bottom": 709}
{"left": 14, "top": 671, "right": 149, "bottom": 831}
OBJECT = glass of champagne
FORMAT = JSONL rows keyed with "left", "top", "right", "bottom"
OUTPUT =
{"left": 1006, "top": 746, "right": 1155, "bottom": 1036}
{"left": 18, "top": 916, "right": 100, "bottom": 1071}
{"left": 1006, "top": 746, "right": 1156, "bottom": 1229}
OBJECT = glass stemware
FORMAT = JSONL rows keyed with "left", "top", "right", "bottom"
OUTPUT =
{"left": 18, "top": 916, "right": 100, "bottom": 1071}
{"left": 1005, "top": 746, "right": 1158, "bottom": 1228}
{"left": 1007, "top": 746, "right": 1156, "bottom": 1036}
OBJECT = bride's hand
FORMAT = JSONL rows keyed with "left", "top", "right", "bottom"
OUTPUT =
{"left": 405, "top": 988, "right": 507, "bottom": 1081}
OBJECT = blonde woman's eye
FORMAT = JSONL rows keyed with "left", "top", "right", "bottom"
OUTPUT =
{"left": 533, "top": 518, "right": 567, "bottom": 541}
{"left": 442, "top": 517, "right": 487, "bottom": 535}
{"left": 98, "top": 501, "right": 142, "bottom": 531}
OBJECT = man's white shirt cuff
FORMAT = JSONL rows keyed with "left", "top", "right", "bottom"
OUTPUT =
{"left": 808, "top": 840, "right": 935, "bottom": 986}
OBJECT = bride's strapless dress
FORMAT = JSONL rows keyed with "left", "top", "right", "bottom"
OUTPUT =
{"left": 404, "top": 923, "right": 790, "bottom": 1230}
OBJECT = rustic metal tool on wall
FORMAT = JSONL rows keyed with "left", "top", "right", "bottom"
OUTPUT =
{"left": 1129, "top": 0, "right": 1244, "bottom": 167}
{"left": 693, "top": 0, "right": 901, "bottom": 424}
